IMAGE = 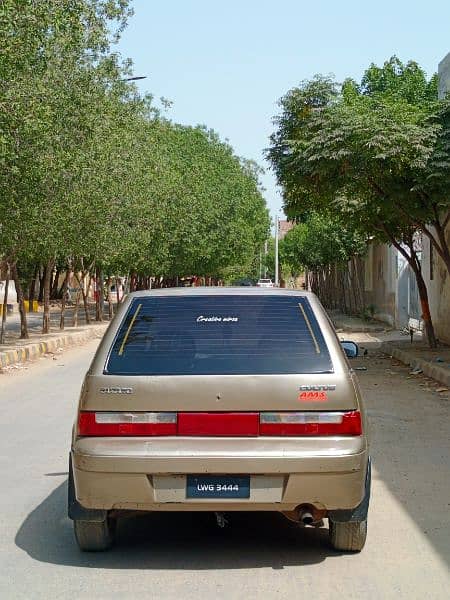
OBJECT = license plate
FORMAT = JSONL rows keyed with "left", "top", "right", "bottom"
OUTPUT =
{"left": 186, "top": 475, "right": 250, "bottom": 499}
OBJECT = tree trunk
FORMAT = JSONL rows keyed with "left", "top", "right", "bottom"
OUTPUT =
{"left": 39, "top": 265, "right": 47, "bottom": 303}
{"left": 130, "top": 271, "right": 137, "bottom": 292}
{"left": 78, "top": 272, "right": 91, "bottom": 325}
{"left": 413, "top": 265, "right": 437, "bottom": 348}
{"left": 339, "top": 268, "right": 347, "bottom": 313}
{"left": 59, "top": 270, "right": 70, "bottom": 330}
{"left": 74, "top": 269, "right": 92, "bottom": 325}
{"left": 115, "top": 276, "right": 121, "bottom": 304}
{"left": 106, "top": 277, "right": 113, "bottom": 320}
{"left": 0, "top": 263, "right": 10, "bottom": 344}
{"left": 354, "top": 257, "right": 365, "bottom": 315}
{"left": 387, "top": 233, "right": 437, "bottom": 349}
{"left": 28, "top": 265, "right": 38, "bottom": 308}
{"left": 42, "top": 259, "right": 54, "bottom": 334}
{"left": 72, "top": 290, "right": 80, "bottom": 327}
{"left": 99, "top": 266, "right": 104, "bottom": 321}
{"left": 12, "top": 264, "right": 29, "bottom": 339}
{"left": 95, "top": 266, "right": 103, "bottom": 322}
{"left": 350, "top": 258, "right": 362, "bottom": 315}
{"left": 51, "top": 266, "right": 60, "bottom": 299}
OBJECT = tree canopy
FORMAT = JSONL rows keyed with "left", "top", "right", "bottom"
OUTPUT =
{"left": 0, "top": 0, "right": 270, "bottom": 336}
{"left": 268, "top": 56, "right": 450, "bottom": 346}
{"left": 281, "top": 212, "right": 367, "bottom": 273}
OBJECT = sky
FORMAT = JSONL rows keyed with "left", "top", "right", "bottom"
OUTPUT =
{"left": 117, "top": 0, "right": 450, "bottom": 222}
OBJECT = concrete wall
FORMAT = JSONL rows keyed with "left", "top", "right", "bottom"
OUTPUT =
{"left": 362, "top": 241, "right": 426, "bottom": 330}
{"left": 426, "top": 54, "right": 450, "bottom": 343}
{"left": 422, "top": 228, "right": 450, "bottom": 344}
{"left": 438, "top": 53, "right": 450, "bottom": 99}
{"left": 364, "top": 243, "right": 397, "bottom": 326}
{"left": 0, "top": 280, "right": 17, "bottom": 304}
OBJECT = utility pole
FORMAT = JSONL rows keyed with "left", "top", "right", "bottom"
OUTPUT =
{"left": 275, "top": 215, "right": 279, "bottom": 287}
{"left": 264, "top": 240, "right": 268, "bottom": 277}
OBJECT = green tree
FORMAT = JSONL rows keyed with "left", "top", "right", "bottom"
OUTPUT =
{"left": 268, "top": 58, "right": 450, "bottom": 346}
{"left": 1, "top": 0, "right": 270, "bottom": 343}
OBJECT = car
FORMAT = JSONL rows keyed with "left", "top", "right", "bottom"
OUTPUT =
{"left": 256, "top": 278, "right": 274, "bottom": 287}
{"left": 69, "top": 288, "right": 370, "bottom": 552}
{"left": 234, "top": 278, "right": 254, "bottom": 286}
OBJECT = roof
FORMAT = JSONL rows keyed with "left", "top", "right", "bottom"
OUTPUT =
{"left": 127, "top": 287, "right": 314, "bottom": 298}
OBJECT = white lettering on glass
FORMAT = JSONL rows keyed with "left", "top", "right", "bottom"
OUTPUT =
{"left": 196, "top": 315, "right": 238, "bottom": 323}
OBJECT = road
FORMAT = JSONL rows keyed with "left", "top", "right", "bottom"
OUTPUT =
{"left": 0, "top": 337, "right": 449, "bottom": 599}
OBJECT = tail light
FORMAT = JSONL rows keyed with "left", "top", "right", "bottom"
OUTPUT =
{"left": 78, "top": 410, "right": 362, "bottom": 437}
{"left": 78, "top": 411, "right": 177, "bottom": 436}
{"left": 259, "top": 411, "right": 362, "bottom": 436}
{"left": 177, "top": 412, "right": 259, "bottom": 436}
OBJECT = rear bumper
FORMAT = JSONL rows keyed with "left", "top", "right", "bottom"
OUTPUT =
{"left": 71, "top": 436, "right": 369, "bottom": 512}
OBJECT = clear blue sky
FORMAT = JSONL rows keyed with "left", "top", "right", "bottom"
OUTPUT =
{"left": 117, "top": 0, "right": 450, "bottom": 222}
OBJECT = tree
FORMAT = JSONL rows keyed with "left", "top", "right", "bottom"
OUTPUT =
{"left": 0, "top": 1, "right": 134, "bottom": 335}
{"left": 268, "top": 58, "right": 450, "bottom": 347}
{"left": 280, "top": 213, "right": 367, "bottom": 310}
{"left": 0, "top": 0, "right": 270, "bottom": 346}
{"left": 281, "top": 213, "right": 367, "bottom": 271}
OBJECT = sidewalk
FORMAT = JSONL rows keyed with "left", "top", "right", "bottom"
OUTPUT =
{"left": 0, "top": 306, "right": 109, "bottom": 371}
{"left": 329, "top": 311, "right": 450, "bottom": 388}
{"left": 380, "top": 340, "right": 450, "bottom": 388}
{"left": 329, "top": 310, "right": 390, "bottom": 333}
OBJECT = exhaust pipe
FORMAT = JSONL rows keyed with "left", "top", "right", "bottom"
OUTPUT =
{"left": 299, "top": 511, "right": 314, "bottom": 526}
{"left": 282, "top": 505, "right": 326, "bottom": 525}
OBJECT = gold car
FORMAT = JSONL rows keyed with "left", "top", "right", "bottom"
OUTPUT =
{"left": 69, "top": 288, "right": 370, "bottom": 552}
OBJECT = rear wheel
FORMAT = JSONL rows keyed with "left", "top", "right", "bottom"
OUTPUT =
{"left": 329, "top": 518, "right": 367, "bottom": 552}
{"left": 73, "top": 517, "right": 115, "bottom": 552}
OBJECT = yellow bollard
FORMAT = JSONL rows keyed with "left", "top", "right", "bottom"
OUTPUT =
{"left": 23, "top": 300, "right": 38, "bottom": 312}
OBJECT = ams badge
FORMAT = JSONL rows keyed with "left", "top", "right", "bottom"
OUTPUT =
{"left": 298, "top": 384, "right": 336, "bottom": 402}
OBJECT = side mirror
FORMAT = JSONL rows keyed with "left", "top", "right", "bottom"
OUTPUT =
{"left": 340, "top": 340, "right": 359, "bottom": 359}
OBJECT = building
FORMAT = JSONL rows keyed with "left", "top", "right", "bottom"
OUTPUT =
{"left": 278, "top": 220, "right": 294, "bottom": 240}
{"left": 438, "top": 53, "right": 450, "bottom": 99}
{"left": 420, "top": 53, "right": 450, "bottom": 343}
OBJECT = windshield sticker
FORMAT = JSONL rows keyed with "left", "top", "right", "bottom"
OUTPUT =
{"left": 196, "top": 315, "right": 239, "bottom": 323}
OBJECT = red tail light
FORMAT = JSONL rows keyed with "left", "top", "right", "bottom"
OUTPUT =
{"left": 78, "top": 410, "right": 362, "bottom": 437}
{"left": 177, "top": 412, "right": 259, "bottom": 436}
{"left": 259, "top": 411, "right": 362, "bottom": 436}
{"left": 78, "top": 412, "right": 177, "bottom": 436}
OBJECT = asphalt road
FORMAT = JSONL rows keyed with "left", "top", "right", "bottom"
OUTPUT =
{"left": 0, "top": 338, "right": 449, "bottom": 599}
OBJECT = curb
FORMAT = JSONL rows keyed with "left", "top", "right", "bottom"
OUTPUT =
{"left": 0, "top": 324, "right": 108, "bottom": 370}
{"left": 381, "top": 342, "right": 450, "bottom": 388}
{"left": 335, "top": 324, "right": 386, "bottom": 333}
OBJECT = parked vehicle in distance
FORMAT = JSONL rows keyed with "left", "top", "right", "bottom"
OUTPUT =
{"left": 69, "top": 288, "right": 370, "bottom": 552}
{"left": 256, "top": 278, "right": 274, "bottom": 287}
{"left": 235, "top": 278, "right": 254, "bottom": 286}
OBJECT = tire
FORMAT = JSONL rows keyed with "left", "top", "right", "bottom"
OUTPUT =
{"left": 73, "top": 517, "right": 115, "bottom": 552}
{"left": 329, "top": 518, "right": 367, "bottom": 552}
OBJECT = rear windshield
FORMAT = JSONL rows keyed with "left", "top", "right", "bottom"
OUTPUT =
{"left": 105, "top": 295, "right": 333, "bottom": 375}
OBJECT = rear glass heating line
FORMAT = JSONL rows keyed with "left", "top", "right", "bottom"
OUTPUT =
{"left": 298, "top": 302, "right": 320, "bottom": 354}
{"left": 118, "top": 303, "right": 142, "bottom": 356}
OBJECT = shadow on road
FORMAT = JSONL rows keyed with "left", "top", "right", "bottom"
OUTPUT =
{"left": 15, "top": 481, "right": 336, "bottom": 569}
